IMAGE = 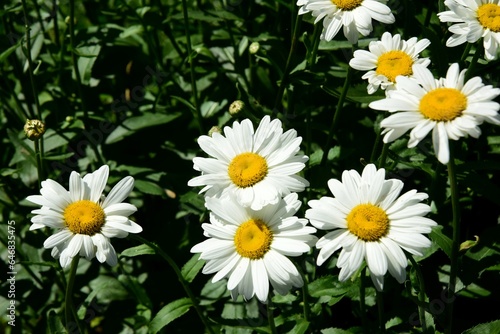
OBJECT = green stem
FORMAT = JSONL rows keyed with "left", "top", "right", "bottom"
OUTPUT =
{"left": 321, "top": 63, "right": 354, "bottom": 165}
{"left": 181, "top": 0, "right": 204, "bottom": 134}
{"left": 34, "top": 139, "right": 43, "bottom": 189}
{"left": 21, "top": 0, "right": 41, "bottom": 119}
{"left": 459, "top": 43, "right": 472, "bottom": 65}
{"left": 274, "top": 12, "right": 302, "bottom": 111}
{"left": 295, "top": 259, "right": 311, "bottom": 321}
{"left": 65, "top": 256, "right": 83, "bottom": 333}
{"left": 370, "top": 129, "right": 383, "bottom": 164}
{"left": 130, "top": 235, "right": 214, "bottom": 334}
{"left": 267, "top": 293, "right": 278, "bottom": 334}
{"left": 359, "top": 267, "right": 367, "bottom": 328}
{"left": 378, "top": 143, "right": 389, "bottom": 169}
{"left": 464, "top": 43, "right": 482, "bottom": 82}
{"left": 408, "top": 254, "right": 428, "bottom": 332}
{"left": 376, "top": 289, "right": 385, "bottom": 333}
{"left": 306, "top": 24, "right": 322, "bottom": 68}
{"left": 69, "top": 0, "right": 87, "bottom": 120}
{"left": 446, "top": 143, "right": 460, "bottom": 334}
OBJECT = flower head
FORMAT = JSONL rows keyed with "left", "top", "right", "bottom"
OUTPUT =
{"left": 24, "top": 119, "right": 46, "bottom": 140}
{"left": 349, "top": 32, "right": 431, "bottom": 94}
{"left": 191, "top": 193, "right": 317, "bottom": 303}
{"left": 369, "top": 63, "right": 500, "bottom": 164}
{"left": 438, "top": 0, "right": 500, "bottom": 60}
{"left": 306, "top": 164, "right": 436, "bottom": 291}
{"left": 188, "top": 116, "right": 309, "bottom": 210}
{"left": 26, "top": 165, "right": 142, "bottom": 268}
{"left": 296, "top": 0, "right": 395, "bottom": 44}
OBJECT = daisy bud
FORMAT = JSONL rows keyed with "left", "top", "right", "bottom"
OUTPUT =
{"left": 229, "top": 100, "right": 245, "bottom": 116}
{"left": 24, "top": 119, "right": 46, "bottom": 141}
{"left": 249, "top": 42, "right": 260, "bottom": 54}
{"left": 208, "top": 126, "right": 221, "bottom": 137}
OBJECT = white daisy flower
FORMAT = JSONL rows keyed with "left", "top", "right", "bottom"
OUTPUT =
{"left": 349, "top": 32, "right": 431, "bottom": 94}
{"left": 306, "top": 164, "right": 436, "bottom": 291}
{"left": 296, "top": 0, "right": 395, "bottom": 44}
{"left": 188, "top": 116, "right": 309, "bottom": 210}
{"left": 191, "top": 193, "right": 317, "bottom": 303}
{"left": 369, "top": 63, "right": 500, "bottom": 164}
{"left": 26, "top": 165, "right": 142, "bottom": 268}
{"left": 438, "top": 0, "right": 500, "bottom": 60}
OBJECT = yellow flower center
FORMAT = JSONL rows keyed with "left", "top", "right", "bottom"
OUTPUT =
{"left": 331, "top": 0, "right": 364, "bottom": 11}
{"left": 234, "top": 219, "right": 273, "bottom": 260}
{"left": 228, "top": 152, "right": 268, "bottom": 188}
{"left": 63, "top": 200, "right": 106, "bottom": 235}
{"left": 347, "top": 204, "right": 389, "bottom": 242}
{"left": 376, "top": 50, "right": 414, "bottom": 82}
{"left": 477, "top": 3, "right": 500, "bottom": 32}
{"left": 419, "top": 88, "right": 467, "bottom": 122}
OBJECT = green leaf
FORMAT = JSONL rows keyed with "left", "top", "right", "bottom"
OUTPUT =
{"left": 290, "top": 319, "right": 310, "bottom": 334}
{"left": 75, "top": 45, "right": 101, "bottom": 86}
{"left": 429, "top": 225, "right": 453, "bottom": 259}
{"left": 148, "top": 298, "right": 192, "bottom": 333}
{"left": 181, "top": 253, "right": 205, "bottom": 283}
{"left": 46, "top": 309, "right": 65, "bottom": 334}
{"left": 120, "top": 244, "right": 156, "bottom": 257}
{"left": 0, "top": 41, "right": 20, "bottom": 63}
{"left": 308, "top": 275, "right": 348, "bottom": 298}
{"left": 462, "top": 320, "right": 500, "bottom": 334}
{"left": 134, "top": 179, "right": 164, "bottom": 196}
{"left": 105, "top": 112, "right": 181, "bottom": 144}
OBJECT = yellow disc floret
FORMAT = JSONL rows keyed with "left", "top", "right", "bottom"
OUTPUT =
{"left": 234, "top": 219, "right": 273, "bottom": 259}
{"left": 347, "top": 204, "right": 389, "bottom": 242}
{"left": 477, "top": 3, "right": 500, "bottom": 33}
{"left": 419, "top": 88, "right": 467, "bottom": 122}
{"left": 376, "top": 50, "right": 414, "bottom": 82}
{"left": 64, "top": 200, "right": 106, "bottom": 235}
{"left": 331, "top": 0, "right": 364, "bottom": 11}
{"left": 228, "top": 152, "right": 268, "bottom": 188}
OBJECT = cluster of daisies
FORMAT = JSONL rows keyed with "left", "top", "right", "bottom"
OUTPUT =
{"left": 299, "top": 0, "right": 500, "bottom": 164}
{"left": 25, "top": 0, "right": 500, "bottom": 305}
{"left": 187, "top": 116, "right": 437, "bottom": 301}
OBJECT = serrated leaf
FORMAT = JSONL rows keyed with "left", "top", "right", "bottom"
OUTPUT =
{"left": 148, "top": 298, "right": 192, "bottom": 333}
{"left": 462, "top": 320, "right": 500, "bottom": 334}
{"left": 181, "top": 253, "right": 205, "bottom": 283}
{"left": 290, "top": 319, "right": 310, "bottom": 334}
{"left": 308, "top": 275, "right": 348, "bottom": 298}
{"left": 134, "top": 179, "right": 164, "bottom": 196}
{"left": 120, "top": 244, "right": 156, "bottom": 257}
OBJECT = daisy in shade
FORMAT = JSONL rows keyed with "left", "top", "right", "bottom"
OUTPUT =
{"left": 438, "top": 0, "right": 500, "bottom": 60}
{"left": 296, "top": 0, "right": 395, "bottom": 44}
{"left": 349, "top": 32, "right": 431, "bottom": 94}
{"left": 306, "top": 164, "right": 436, "bottom": 291}
{"left": 369, "top": 63, "right": 500, "bottom": 164}
{"left": 26, "top": 165, "right": 142, "bottom": 268}
{"left": 191, "top": 193, "right": 317, "bottom": 303}
{"left": 188, "top": 116, "right": 309, "bottom": 210}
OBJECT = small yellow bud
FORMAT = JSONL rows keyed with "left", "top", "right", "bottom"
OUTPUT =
{"left": 229, "top": 100, "right": 246, "bottom": 116}
{"left": 24, "top": 119, "right": 46, "bottom": 140}
{"left": 249, "top": 42, "right": 260, "bottom": 54}
{"left": 208, "top": 126, "right": 222, "bottom": 137}
{"left": 460, "top": 235, "right": 479, "bottom": 252}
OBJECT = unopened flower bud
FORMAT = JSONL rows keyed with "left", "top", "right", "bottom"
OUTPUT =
{"left": 249, "top": 42, "right": 260, "bottom": 54}
{"left": 229, "top": 100, "right": 246, "bottom": 116}
{"left": 24, "top": 119, "right": 46, "bottom": 140}
{"left": 208, "top": 126, "right": 221, "bottom": 137}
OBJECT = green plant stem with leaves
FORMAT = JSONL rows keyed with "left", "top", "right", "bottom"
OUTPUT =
{"left": 446, "top": 143, "right": 461, "bottom": 334}
{"left": 267, "top": 293, "right": 278, "bottom": 334}
{"left": 408, "top": 254, "right": 428, "bottom": 332}
{"left": 65, "top": 256, "right": 83, "bottom": 333}
{"left": 181, "top": 0, "right": 204, "bottom": 135}
{"left": 321, "top": 56, "right": 355, "bottom": 165}
{"left": 130, "top": 235, "right": 215, "bottom": 334}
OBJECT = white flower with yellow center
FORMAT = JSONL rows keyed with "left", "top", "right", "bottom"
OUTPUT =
{"left": 369, "top": 63, "right": 500, "bottom": 164}
{"left": 438, "top": 0, "right": 500, "bottom": 60}
{"left": 26, "top": 165, "right": 142, "bottom": 268}
{"left": 191, "top": 193, "right": 317, "bottom": 303}
{"left": 306, "top": 164, "right": 436, "bottom": 291}
{"left": 188, "top": 116, "right": 309, "bottom": 210}
{"left": 349, "top": 32, "right": 431, "bottom": 94}
{"left": 296, "top": 0, "right": 395, "bottom": 44}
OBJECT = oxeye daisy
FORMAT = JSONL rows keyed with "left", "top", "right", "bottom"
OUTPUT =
{"left": 349, "top": 32, "right": 431, "bottom": 94}
{"left": 369, "top": 63, "right": 500, "bottom": 164}
{"left": 296, "top": 0, "right": 395, "bottom": 44}
{"left": 26, "top": 165, "right": 142, "bottom": 268}
{"left": 305, "top": 164, "right": 436, "bottom": 291}
{"left": 188, "top": 116, "right": 309, "bottom": 210}
{"left": 438, "top": 0, "right": 500, "bottom": 60}
{"left": 191, "top": 193, "right": 317, "bottom": 303}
